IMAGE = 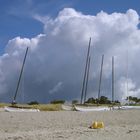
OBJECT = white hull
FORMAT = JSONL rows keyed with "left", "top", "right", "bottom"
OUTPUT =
{"left": 121, "top": 106, "right": 140, "bottom": 110}
{"left": 4, "top": 106, "right": 40, "bottom": 112}
{"left": 74, "top": 105, "right": 140, "bottom": 111}
{"left": 74, "top": 105, "right": 110, "bottom": 112}
{"left": 61, "top": 104, "right": 73, "bottom": 111}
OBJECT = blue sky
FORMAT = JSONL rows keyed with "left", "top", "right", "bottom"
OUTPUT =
{"left": 0, "top": 0, "right": 140, "bottom": 54}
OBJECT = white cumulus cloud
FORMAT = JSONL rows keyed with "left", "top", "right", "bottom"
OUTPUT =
{"left": 0, "top": 8, "right": 140, "bottom": 103}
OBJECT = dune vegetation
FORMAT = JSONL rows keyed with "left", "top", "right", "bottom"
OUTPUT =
{"left": 0, "top": 103, "right": 63, "bottom": 111}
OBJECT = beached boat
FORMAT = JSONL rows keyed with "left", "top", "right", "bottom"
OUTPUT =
{"left": 61, "top": 104, "right": 74, "bottom": 111}
{"left": 4, "top": 106, "right": 40, "bottom": 112}
{"left": 121, "top": 106, "right": 140, "bottom": 110}
{"left": 74, "top": 105, "right": 110, "bottom": 112}
{"left": 4, "top": 47, "right": 40, "bottom": 112}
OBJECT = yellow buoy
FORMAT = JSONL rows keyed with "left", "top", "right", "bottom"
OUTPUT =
{"left": 90, "top": 121, "right": 104, "bottom": 129}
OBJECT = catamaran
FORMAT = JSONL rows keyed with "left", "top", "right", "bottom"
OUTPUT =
{"left": 4, "top": 47, "right": 40, "bottom": 112}
{"left": 74, "top": 105, "right": 110, "bottom": 111}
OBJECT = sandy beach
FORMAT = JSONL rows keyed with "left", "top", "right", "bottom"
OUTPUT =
{"left": 0, "top": 110, "right": 140, "bottom": 140}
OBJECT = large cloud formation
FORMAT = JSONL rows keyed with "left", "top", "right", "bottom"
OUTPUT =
{"left": 0, "top": 8, "right": 140, "bottom": 103}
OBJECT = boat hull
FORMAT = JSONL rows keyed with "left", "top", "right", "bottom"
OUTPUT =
{"left": 4, "top": 106, "right": 40, "bottom": 112}
{"left": 121, "top": 106, "right": 140, "bottom": 110}
{"left": 74, "top": 105, "right": 110, "bottom": 112}
{"left": 61, "top": 104, "right": 73, "bottom": 111}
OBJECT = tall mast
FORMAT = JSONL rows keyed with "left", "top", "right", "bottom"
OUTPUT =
{"left": 126, "top": 49, "right": 129, "bottom": 104}
{"left": 112, "top": 56, "right": 114, "bottom": 103}
{"left": 80, "top": 37, "right": 91, "bottom": 104}
{"left": 83, "top": 56, "right": 91, "bottom": 103}
{"left": 12, "top": 47, "right": 29, "bottom": 104}
{"left": 98, "top": 54, "right": 104, "bottom": 102}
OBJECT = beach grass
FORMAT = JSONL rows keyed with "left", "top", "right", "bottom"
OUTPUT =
{"left": 30, "top": 104, "right": 62, "bottom": 111}
{"left": 0, "top": 103, "right": 11, "bottom": 108}
{"left": 0, "top": 103, "right": 63, "bottom": 111}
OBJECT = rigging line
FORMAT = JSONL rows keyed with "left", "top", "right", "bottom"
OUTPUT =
{"left": 80, "top": 37, "right": 91, "bottom": 104}
{"left": 98, "top": 54, "right": 104, "bottom": 102}
{"left": 84, "top": 56, "right": 91, "bottom": 103}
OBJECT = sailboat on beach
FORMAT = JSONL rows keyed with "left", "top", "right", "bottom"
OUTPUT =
{"left": 74, "top": 52, "right": 110, "bottom": 111}
{"left": 62, "top": 38, "right": 92, "bottom": 111}
{"left": 4, "top": 47, "right": 40, "bottom": 112}
{"left": 74, "top": 48, "right": 121, "bottom": 112}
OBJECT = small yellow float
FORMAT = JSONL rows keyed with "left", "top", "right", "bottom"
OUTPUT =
{"left": 90, "top": 121, "right": 104, "bottom": 129}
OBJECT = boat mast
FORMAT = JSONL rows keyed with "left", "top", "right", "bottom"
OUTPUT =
{"left": 83, "top": 56, "right": 91, "bottom": 103}
{"left": 98, "top": 54, "right": 104, "bottom": 103}
{"left": 112, "top": 56, "right": 114, "bottom": 103}
{"left": 80, "top": 37, "right": 91, "bottom": 104}
{"left": 12, "top": 47, "right": 29, "bottom": 104}
{"left": 126, "top": 49, "right": 129, "bottom": 105}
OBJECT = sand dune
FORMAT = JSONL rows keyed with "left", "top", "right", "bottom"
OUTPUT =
{"left": 0, "top": 110, "right": 140, "bottom": 140}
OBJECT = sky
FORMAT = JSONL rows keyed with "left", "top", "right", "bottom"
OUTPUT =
{"left": 0, "top": 0, "right": 140, "bottom": 103}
